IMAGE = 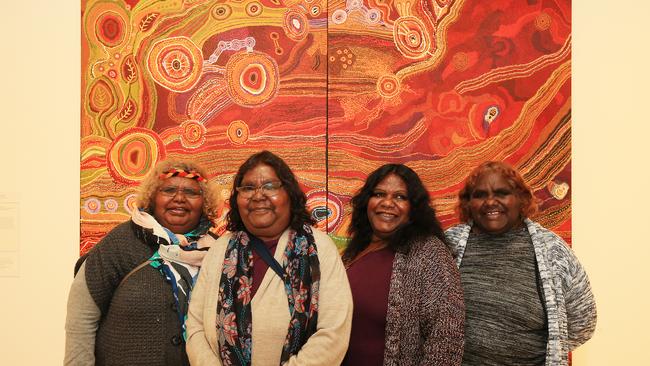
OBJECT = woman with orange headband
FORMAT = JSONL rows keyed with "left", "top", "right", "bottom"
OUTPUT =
{"left": 65, "top": 159, "right": 218, "bottom": 366}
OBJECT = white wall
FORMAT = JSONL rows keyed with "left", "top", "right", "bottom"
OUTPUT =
{"left": 0, "top": 0, "right": 648, "bottom": 364}
{"left": 0, "top": 1, "right": 80, "bottom": 363}
{"left": 572, "top": 0, "right": 650, "bottom": 364}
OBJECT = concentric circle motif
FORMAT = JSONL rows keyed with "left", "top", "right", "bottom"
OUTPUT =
{"left": 393, "top": 16, "right": 433, "bottom": 59}
{"left": 245, "top": 1, "right": 263, "bottom": 17}
{"left": 331, "top": 9, "right": 348, "bottom": 25}
{"left": 306, "top": 190, "right": 344, "bottom": 232}
{"left": 227, "top": 120, "right": 250, "bottom": 145}
{"left": 107, "top": 128, "right": 166, "bottom": 185}
{"left": 179, "top": 119, "right": 207, "bottom": 149}
{"left": 123, "top": 193, "right": 139, "bottom": 213}
{"left": 95, "top": 11, "right": 126, "bottom": 47}
{"left": 146, "top": 37, "right": 203, "bottom": 93}
{"left": 284, "top": 10, "right": 309, "bottom": 41}
{"left": 225, "top": 51, "right": 279, "bottom": 107}
{"left": 310, "top": 6, "right": 321, "bottom": 17}
{"left": 366, "top": 9, "right": 381, "bottom": 24}
{"left": 376, "top": 74, "right": 401, "bottom": 98}
{"left": 104, "top": 198, "right": 119, "bottom": 213}
{"left": 535, "top": 12, "right": 552, "bottom": 31}
{"left": 84, "top": 198, "right": 101, "bottom": 214}
{"left": 211, "top": 4, "right": 232, "bottom": 20}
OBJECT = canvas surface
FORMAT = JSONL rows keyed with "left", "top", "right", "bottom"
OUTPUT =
{"left": 80, "top": 0, "right": 572, "bottom": 251}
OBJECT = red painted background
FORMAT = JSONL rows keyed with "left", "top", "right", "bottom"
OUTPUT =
{"left": 81, "top": 0, "right": 572, "bottom": 250}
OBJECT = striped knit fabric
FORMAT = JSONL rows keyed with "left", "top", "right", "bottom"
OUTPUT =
{"left": 460, "top": 227, "right": 547, "bottom": 365}
{"left": 445, "top": 219, "right": 597, "bottom": 366}
{"left": 382, "top": 235, "right": 465, "bottom": 366}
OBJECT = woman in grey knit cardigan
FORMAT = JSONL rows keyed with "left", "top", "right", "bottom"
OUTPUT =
{"left": 342, "top": 164, "right": 464, "bottom": 366}
{"left": 446, "top": 161, "right": 596, "bottom": 366}
{"left": 65, "top": 159, "right": 218, "bottom": 366}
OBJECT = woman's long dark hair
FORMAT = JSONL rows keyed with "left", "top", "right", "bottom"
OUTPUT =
{"left": 227, "top": 150, "right": 315, "bottom": 235}
{"left": 342, "top": 164, "right": 447, "bottom": 263}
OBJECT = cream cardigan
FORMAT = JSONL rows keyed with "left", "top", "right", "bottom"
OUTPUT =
{"left": 186, "top": 228, "right": 353, "bottom": 365}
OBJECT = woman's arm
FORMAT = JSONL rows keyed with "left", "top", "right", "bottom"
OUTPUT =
{"left": 64, "top": 262, "right": 100, "bottom": 366}
{"left": 65, "top": 223, "right": 144, "bottom": 364}
{"left": 419, "top": 238, "right": 465, "bottom": 366}
{"left": 186, "top": 236, "right": 222, "bottom": 366}
{"left": 561, "top": 244, "right": 597, "bottom": 350}
{"left": 286, "top": 231, "right": 353, "bottom": 366}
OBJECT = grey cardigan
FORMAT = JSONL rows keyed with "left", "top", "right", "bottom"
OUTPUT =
{"left": 445, "top": 219, "right": 597, "bottom": 366}
{"left": 383, "top": 236, "right": 465, "bottom": 366}
{"left": 65, "top": 221, "right": 189, "bottom": 366}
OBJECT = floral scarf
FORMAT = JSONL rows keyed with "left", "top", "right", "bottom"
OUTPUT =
{"left": 216, "top": 226, "right": 320, "bottom": 365}
{"left": 131, "top": 209, "right": 212, "bottom": 339}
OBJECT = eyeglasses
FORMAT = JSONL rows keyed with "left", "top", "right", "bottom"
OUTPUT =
{"left": 158, "top": 186, "right": 203, "bottom": 199}
{"left": 236, "top": 181, "right": 283, "bottom": 198}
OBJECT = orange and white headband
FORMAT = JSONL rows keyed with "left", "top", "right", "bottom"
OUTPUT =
{"left": 159, "top": 168, "right": 206, "bottom": 182}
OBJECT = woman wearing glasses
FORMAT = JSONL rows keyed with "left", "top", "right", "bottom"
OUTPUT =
{"left": 65, "top": 159, "right": 218, "bottom": 366}
{"left": 187, "top": 150, "right": 353, "bottom": 366}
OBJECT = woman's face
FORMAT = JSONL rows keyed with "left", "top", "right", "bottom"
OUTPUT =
{"left": 236, "top": 164, "right": 291, "bottom": 241}
{"left": 367, "top": 173, "right": 411, "bottom": 242}
{"left": 468, "top": 171, "right": 523, "bottom": 234}
{"left": 153, "top": 176, "right": 204, "bottom": 234}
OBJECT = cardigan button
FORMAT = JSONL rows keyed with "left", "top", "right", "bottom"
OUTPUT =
{"left": 171, "top": 335, "right": 182, "bottom": 346}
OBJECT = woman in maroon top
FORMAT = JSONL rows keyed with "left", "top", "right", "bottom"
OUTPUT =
{"left": 342, "top": 164, "right": 465, "bottom": 366}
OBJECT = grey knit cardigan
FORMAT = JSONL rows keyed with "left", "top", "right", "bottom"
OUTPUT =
{"left": 445, "top": 219, "right": 597, "bottom": 366}
{"left": 382, "top": 235, "right": 465, "bottom": 366}
{"left": 84, "top": 221, "right": 190, "bottom": 366}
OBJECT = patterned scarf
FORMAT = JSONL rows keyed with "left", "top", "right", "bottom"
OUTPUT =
{"left": 131, "top": 209, "right": 212, "bottom": 339}
{"left": 216, "top": 226, "right": 320, "bottom": 365}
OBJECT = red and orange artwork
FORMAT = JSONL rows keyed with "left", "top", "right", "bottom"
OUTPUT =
{"left": 81, "top": 0, "right": 572, "bottom": 252}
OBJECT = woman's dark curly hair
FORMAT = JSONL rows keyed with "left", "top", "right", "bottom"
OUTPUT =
{"left": 342, "top": 164, "right": 448, "bottom": 263}
{"left": 227, "top": 150, "right": 315, "bottom": 235}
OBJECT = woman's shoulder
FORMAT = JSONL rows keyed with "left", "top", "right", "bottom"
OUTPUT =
{"left": 304, "top": 227, "right": 345, "bottom": 266}
{"left": 101, "top": 220, "right": 135, "bottom": 238}
{"left": 87, "top": 221, "right": 143, "bottom": 257}
{"left": 408, "top": 235, "right": 451, "bottom": 259}
{"left": 198, "top": 230, "right": 225, "bottom": 247}
{"left": 82, "top": 221, "right": 151, "bottom": 278}
{"left": 199, "top": 231, "right": 233, "bottom": 265}
{"left": 526, "top": 220, "right": 570, "bottom": 250}
{"left": 444, "top": 223, "right": 470, "bottom": 239}
{"left": 309, "top": 227, "right": 339, "bottom": 253}
{"left": 526, "top": 220, "right": 578, "bottom": 266}
{"left": 402, "top": 236, "right": 459, "bottom": 287}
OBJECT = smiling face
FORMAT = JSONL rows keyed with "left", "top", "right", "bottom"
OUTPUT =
{"left": 153, "top": 176, "right": 204, "bottom": 234}
{"left": 468, "top": 171, "right": 523, "bottom": 234}
{"left": 236, "top": 164, "right": 291, "bottom": 241}
{"left": 367, "top": 173, "right": 411, "bottom": 242}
